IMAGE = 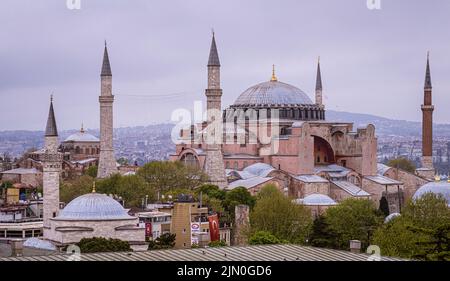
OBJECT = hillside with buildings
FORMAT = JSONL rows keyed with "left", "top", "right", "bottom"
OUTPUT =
{"left": 1, "top": 111, "right": 450, "bottom": 168}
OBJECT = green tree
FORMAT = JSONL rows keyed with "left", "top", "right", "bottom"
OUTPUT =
{"left": 137, "top": 161, "right": 208, "bottom": 192}
{"left": 117, "top": 157, "right": 129, "bottom": 166}
{"left": 148, "top": 233, "right": 176, "bottom": 250}
{"left": 76, "top": 237, "right": 131, "bottom": 253}
{"left": 96, "top": 174, "right": 156, "bottom": 208}
{"left": 373, "top": 193, "right": 450, "bottom": 259}
{"left": 372, "top": 216, "right": 424, "bottom": 258}
{"left": 387, "top": 157, "right": 416, "bottom": 173}
{"left": 249, "top": 231, "right": 282, "bottom": 245}
{"left": 208, "top": 240, "right": 227, "bottom": 247}
{"left": 250, "top": 185, "right": 312, "bottom": 244}
{"left": 324, "top": 198, "right": 383, "bottom": 250}
{"left": 409, "top": 223, "right": 450, "bottom": 261}
{"left": 195, "top": 184, "right": 226, "bottom": 200}
{"left": 402, "top": 192, "right": 450, "bottom": 229}
{"left": 85, "top": 165, "right": 98, "bottom": 178}
{"left": 1, "top": 181, "right": 13, "bottom": 189}
{"left": 309, "top": 215, "right": 338, "bottom": 248}
{"left": 379, "top": 196, "right": 390, "bottom": 218}
{"left": 60, "top": 175, "right": 94, "bottom": 203}
{"left": 222, "top": 187, "right": 256, "bottom": 225}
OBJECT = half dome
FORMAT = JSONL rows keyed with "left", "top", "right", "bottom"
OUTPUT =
{"left": 56, "top": 193, "right": 134, "bottom": 220}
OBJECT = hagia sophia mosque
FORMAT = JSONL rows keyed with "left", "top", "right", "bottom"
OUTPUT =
{"left": 29, "top": 33, "right": 450, "bottom": 249}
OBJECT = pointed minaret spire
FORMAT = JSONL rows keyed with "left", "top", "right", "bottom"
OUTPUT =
{"left": 424, "top": 51, "right": 432, "bottom": 89}
{"left": 315, "top": 56, "right": 323, "bottom": 107}
{"left": 101, "top": 41, "right": 112, "bottom": 77}
{"left": 45, "top": 95, "right": 58, "bottom": 137}
{"left": 316, "top": 56, "right": 322, "bottom": 91}
{"left": 207, "top": 31, "right": 220, "bottom": 67}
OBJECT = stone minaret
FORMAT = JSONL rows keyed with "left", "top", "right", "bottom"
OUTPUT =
{"left": 315, "top": 56, "right": 323, "bottom": 107}
{"left": 43, "top": 96, "right": 62, "bottom": 238}
{"left": 97, "top": 43, "right": 117, "bottom": 178}
{"left": 203, "top": 33, "right": 227, "bottom": 189}
{"left": 417, "top": 52, "right": 435, "bottom": 179}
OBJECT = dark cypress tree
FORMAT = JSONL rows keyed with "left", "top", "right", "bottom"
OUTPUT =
{"left": 309, "top": 215, "right": 337, "bottom": 249}
{"left": 379, "top": 196, "right": 390, "bottom": 217}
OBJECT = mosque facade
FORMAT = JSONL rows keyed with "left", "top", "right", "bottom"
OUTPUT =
{"left": 171, "top": 34, "right": 439, "bottom": 213}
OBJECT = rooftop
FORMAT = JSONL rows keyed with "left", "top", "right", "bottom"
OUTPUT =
{"left": 364, "top": 175, "right": 403, "bottom": 185}
{"left": 0, "top": 168, "right": 40, "bottom": 175}
{"left": 0, "top": 244, "right": 405, "bottom": 261}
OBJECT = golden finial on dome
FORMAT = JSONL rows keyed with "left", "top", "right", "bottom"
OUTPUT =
{"left": 92, "top": 181, "right": 96, "bottom": 193}
{"left": 271, "top": 64, "right": 278, "bottom": 82}
{"left": 80, "top": 122, "right": 85, "bottom": 133}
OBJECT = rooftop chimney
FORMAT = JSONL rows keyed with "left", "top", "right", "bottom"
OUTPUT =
{"left": 349, "top": 240, "right": 361, "bottom": 254}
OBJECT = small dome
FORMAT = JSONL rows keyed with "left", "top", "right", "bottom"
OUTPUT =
{"left": 243, "top": 163, "right": 275, "bottom": 177}
{"left": 64, "top": 130, "right": 99, "bottom": 142}
{"left": 23, "top": 238, "right": 56, "bottom": 251}
{"left": 384, "top": 213, "right": 401, "bottom": 223}
{"left": 413, "top": 181, "right": 450, "bottom": 206}
{"left": 233, "top": 80, "right": 314, "bottom": 107}
{"left": 300, "top": 193, "right": 337, "bottom": 206}
{"left": 56, "top": 193, "right": 134, "bottom": 220}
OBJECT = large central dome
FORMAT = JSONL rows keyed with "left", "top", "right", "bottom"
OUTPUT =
{"left": 233, "top": 80, "right": 314, "bottom": 107}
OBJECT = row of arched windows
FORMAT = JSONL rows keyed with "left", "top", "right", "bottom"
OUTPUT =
{"left": 74, "top": 146, "right": 100, "bottom": 155}
{"left": 225, "top": 107, "right": 325, "bottom": 121}
{"left": 225, "top": 161, "right": 250, "bottom": 170}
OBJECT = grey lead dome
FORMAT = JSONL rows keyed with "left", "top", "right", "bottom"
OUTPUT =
{"left": 233, "top": 80, "right": 314, "bottom": 107}
{"left": 64, "top": 131, "right": 100, "bottom": 142}
{"left": 413, "top": 181, "right": 450, "bottom": 206}
{"left": 56, "top": 193, "right": 134, "bottom": 220}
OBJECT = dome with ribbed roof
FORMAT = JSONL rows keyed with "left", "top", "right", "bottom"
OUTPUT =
{"left": 64, "top": 130, "right": 99, "bottom": 142}
{"left": 233, "top": 80, "right": 314, "bottom": 107}
{"left": 55, "top": 193, "right": 134, "bottom": 221}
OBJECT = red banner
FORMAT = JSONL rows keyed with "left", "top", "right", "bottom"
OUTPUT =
{"left": 145, "top": 223, "right": 152, "bottom": 237}
{"left": 208, "top": 214, "right": 220, "bottom": 242}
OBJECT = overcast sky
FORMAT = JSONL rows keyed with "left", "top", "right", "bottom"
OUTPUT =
{"left": 0, "top": 0, "right": 449, "bottom": 131}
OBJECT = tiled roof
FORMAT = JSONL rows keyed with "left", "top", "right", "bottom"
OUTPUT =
{"left": 0, "top": 244, "right": 406, "bottom": 261}
{"left": 364, "top": 175, "right": 402, "bottom": 185}
{"left": 293, "top": 174, "right": 329, "bottom": 183}
{"left": 227, "top": 176, "right": 273, "bottom": 190}
{"left": 0, "top": 168, "right": 40, "bottom": 175}
{"left": 377, "top": 163, "right": 392, "bottom": 175}
{"left": 331, "top": 180, "right": 371, "bottom": 197}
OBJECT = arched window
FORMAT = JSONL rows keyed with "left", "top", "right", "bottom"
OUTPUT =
{"left": 180, "top": 153, "right": 199, "bottom": 168}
